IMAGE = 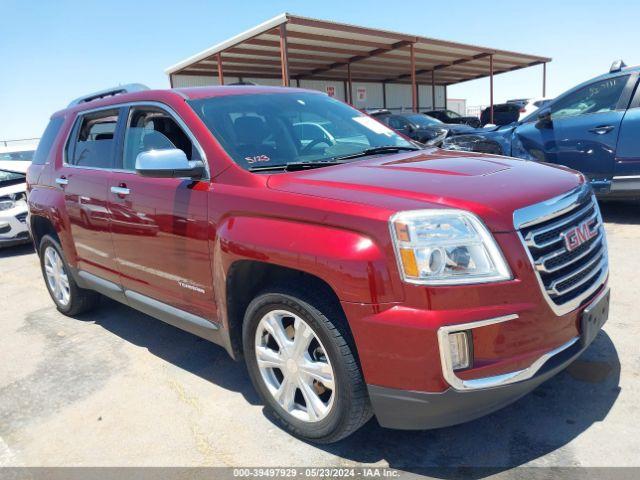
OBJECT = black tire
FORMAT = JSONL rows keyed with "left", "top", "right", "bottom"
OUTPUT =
{"left": 39, "top": 235, "right": 100, "bottom": 316}
{"left": 243, "top": 287, "right": 372, "bottom": 443}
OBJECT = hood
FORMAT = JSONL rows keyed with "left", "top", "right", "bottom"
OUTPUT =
{"left": 444, "top": 124, "right": 477, "bottom": 135}
{"left": 0, "top": 182, "right": 27, "bottom": 197}
{"left": 0, "top": 160, "right": 30, "bottom": 174}
{"left": 267, "top": 149, "right": 583, "bottom": 232}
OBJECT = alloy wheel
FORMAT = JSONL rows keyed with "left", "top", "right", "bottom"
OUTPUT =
{"left": 254, "top": 309, "right": 335, "bottom": 422}
{"left": 44, "top": 246, "right": 70, "bottom": 307}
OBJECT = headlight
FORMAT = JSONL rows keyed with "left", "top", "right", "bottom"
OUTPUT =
{"left": 389, "top": 209, "right": 512, "bottom": 285}
{"left": 0, "top": 199, "right": 15, "bottom": 211}
{"left": 442, "top": 135, "right": 503, "bottom": 155}
{"left": 425, "top": 129, "right": 448, "bottom": 146}
{"left": 0, "top": 193, "right": 26, "bottom": 211}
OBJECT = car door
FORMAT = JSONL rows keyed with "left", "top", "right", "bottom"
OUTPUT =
{"left": 514, "top": 74, "right": 636, "bottom": 181}
{"left": 108, "top": 104, "right": 215, "bottom": 321}
{"left": 611, "top": 77, "right": 640, "bottom": 190}
{"left": 56, "top": 107, "right": 125, "bottom": 285}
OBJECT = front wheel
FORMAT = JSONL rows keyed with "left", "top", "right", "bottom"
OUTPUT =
{"left": 243, "top": 289, "right": 372, "bottom": 443}
{"left": 39, "top": 235, "right": 100, "bottom": 315}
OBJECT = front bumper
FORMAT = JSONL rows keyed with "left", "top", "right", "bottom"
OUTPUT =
{"left": 0, "top": 206, "right": 29, "bottom": 247}
{"left": 368, "top": 287, "right": 609, "bottom": 430}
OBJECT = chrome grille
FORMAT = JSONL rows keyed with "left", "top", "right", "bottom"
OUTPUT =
{"left": 514, "top": 185, "right": 608, "bottom": 315}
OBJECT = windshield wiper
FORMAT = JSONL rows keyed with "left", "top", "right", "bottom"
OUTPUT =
{"left": 248, "top": 160, "right": 348, "bottom": 172}
{"left": 248, "top": 146, "right": 421, "bottom": 172}
{"left": 332, "top": 145, "right": 420, "bottom": 161}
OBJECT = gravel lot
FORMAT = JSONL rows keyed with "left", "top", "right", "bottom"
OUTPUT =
{"left": 0, "top": 201, "right": 638, "bottom": 474}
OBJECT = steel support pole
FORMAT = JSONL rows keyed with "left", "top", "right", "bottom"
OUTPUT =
{"left": 410, "top": 43, "right": 417, "bottom": 112}
{"left": 431, "top": 70, "right": 436, "bottom": 110}
{"left": 347, "top": 63, "right": 353, "bottom": 104}
{"left": 543, "top": 62, "right": 547, "bottom": 97}
{"left": 217, "top": 53, "right": 224, "bottom": 85}
{"left": 382, "top": 82, "right": 387, "bottom": 108}
{"left": 279, "top": 23, "right": 289, "bottom": 87}
{"left": 489, "top": 54, "right": 494, "bottom": 124}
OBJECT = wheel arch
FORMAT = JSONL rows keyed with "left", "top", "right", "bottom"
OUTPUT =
{"left": 224, "top": 260, "right": 357, "bottom": 362}
{"left": 29, "top": 214, "right": 60, "bottom": 252}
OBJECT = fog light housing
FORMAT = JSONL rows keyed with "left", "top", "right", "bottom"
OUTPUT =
{"left": 448, "top": 331, "right": 471, "bottom": 370}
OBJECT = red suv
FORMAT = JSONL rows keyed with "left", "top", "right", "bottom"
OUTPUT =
{"left": 27, "top": 84, "right": 610, "bottom": 443}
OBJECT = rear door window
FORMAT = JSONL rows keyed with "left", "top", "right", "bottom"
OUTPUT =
{"left": 32, "top": 116, "right": 64, "bottom": 165}
{"left": 67, "top": 109, "right": 120, "bottom": 168}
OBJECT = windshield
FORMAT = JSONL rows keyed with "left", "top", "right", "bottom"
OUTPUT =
{"left": 444, "top": 110, "right": 461, "bottom": 119}
{"left": 0, "top": 169, "right": 26, "bottom": 186}
{"left": 405, "top": 114, "right": 442, "bottom": 127}
{"left": 188, "top": 92, "right": 414, "bottom": 171}
{"left": 0, "top": 150, "right": 35, "bottom": 161}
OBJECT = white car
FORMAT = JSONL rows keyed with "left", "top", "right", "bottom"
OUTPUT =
{"left": 0, "top": 141, "right": 37, "bottom": 170}
{"left": 0, "top": 161, "right": 30, "bottom": 247}
{"left": 507, "top": 98, "right": 553, "bottom": 120}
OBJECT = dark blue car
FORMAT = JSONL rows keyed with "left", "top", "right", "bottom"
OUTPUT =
{"left": 443, "top": 61, "right": 640, "bottom": 198}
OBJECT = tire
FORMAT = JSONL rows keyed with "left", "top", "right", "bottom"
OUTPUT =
{"left": 243, "top": 287, "right": 372, "bottom": 443}
{"left": 39, "top": 235, "right": 100, "bottom": 316}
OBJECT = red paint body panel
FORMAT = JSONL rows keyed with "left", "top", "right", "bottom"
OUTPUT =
{"left": 27, "top": 86, "right": 605, "bottom": 396}
{"left": 267, "top": 149, "right": 584, "bottom": 232}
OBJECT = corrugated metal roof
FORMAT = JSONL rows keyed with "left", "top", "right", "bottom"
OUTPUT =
{"left": 166, "top": 13, "right": 551, "bottom": 86}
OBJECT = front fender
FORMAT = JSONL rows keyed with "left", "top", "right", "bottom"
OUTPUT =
{"left": 215, "top": 215, "right": 398, "bottom": 304}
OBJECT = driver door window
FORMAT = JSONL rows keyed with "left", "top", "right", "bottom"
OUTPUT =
{"left": 122, "top": 107, "right": 199, "bottom": 170}
{"left": 551, "top": 76, "right": 629, "bottom": 119}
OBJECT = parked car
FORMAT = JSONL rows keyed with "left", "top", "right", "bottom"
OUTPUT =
{"left": 369, "top": 110, "right": 476, "bottom": 145}
{"left": 28, "top": 84, "right": 610, "bottom": 443}
{"left": 0, "top": 141, "right": 38, "bottom": 172}
{"left": 0, "top": 162, "right": 30, "bottom": 247}
{"left": 444, "top": 61, "right": 640, "bottom": 198}
{"left": 519, "top": 98, "right": 553, "bottom": 119}
{"left": 423, "top": 109, "right": 481, "bottom": 128}
{"left": 480, "top": 103, "right": 522, "bottom": 126}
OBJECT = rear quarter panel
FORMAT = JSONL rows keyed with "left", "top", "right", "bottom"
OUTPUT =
{"left": 27, "top": 113, "right": 78, "bottom": 262}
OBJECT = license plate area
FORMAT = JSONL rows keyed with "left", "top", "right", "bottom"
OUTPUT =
{"left": 580, "top": 288, "right": 610, "bottom": 347}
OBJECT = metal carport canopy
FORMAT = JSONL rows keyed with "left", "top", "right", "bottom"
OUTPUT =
{"left": 165, "top": 13, "right": 551, "bottom": 115}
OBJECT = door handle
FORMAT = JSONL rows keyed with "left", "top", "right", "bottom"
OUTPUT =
{"left": 110, "top": 186, "right": 130, "bottom": 196}
{"left": 588, "top": 125, "right": 615, "bottom": 135}
{"left": 55, "top": 177, "right": 68, "bottom": 188}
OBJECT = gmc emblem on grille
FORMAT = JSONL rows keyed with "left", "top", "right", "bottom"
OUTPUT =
{"left": 563, "top": 218, "right": 598, "bottom": 252}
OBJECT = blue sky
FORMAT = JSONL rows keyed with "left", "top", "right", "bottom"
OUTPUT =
{"left": 2, "top": 0, "right": 638, "bottom": 139}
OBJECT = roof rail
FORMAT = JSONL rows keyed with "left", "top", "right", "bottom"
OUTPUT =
{"left": 67, "top": 84, "right": 149, "bottom": 107}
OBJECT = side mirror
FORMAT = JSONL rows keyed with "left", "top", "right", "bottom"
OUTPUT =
{"left": 535, "top": 109, "right": 553, "bottom": 129}
{"left": 135, "top": 149, "right": 205, "bottom": 179}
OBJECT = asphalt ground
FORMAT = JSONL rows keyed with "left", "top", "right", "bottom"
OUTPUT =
{"left": 0, "top": 200, "right": 638, "bottom": 476}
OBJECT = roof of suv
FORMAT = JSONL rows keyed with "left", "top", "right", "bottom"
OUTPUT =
{"left": 55, "top": 85, "right": 321, "bottom": 117}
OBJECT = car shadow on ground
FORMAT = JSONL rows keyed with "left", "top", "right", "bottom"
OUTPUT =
{"left": 599, "top": 200, "right": 639, "bottom": 225}
{"left": 313, "top": 332, "right": 620, "bottom": 475}
{"left": 0, "top": 242, "right": 34, "bottom": 258}
{"left": 73, "top": 298, "right": 261, "bottom": 406}
{"left": 82, "top": 296, "right": 620, "bottom": 474}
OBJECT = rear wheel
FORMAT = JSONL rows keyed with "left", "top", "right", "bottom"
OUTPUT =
{"left": 39, "top": 235, "right": 100, "bottom": 315}
{"left": 243, "top": 288, "right": 372, "bottom": 443}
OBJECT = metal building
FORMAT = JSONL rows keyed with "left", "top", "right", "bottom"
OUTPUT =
{"left": 165, "top": 13, "right": 551, "bottom": 120}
